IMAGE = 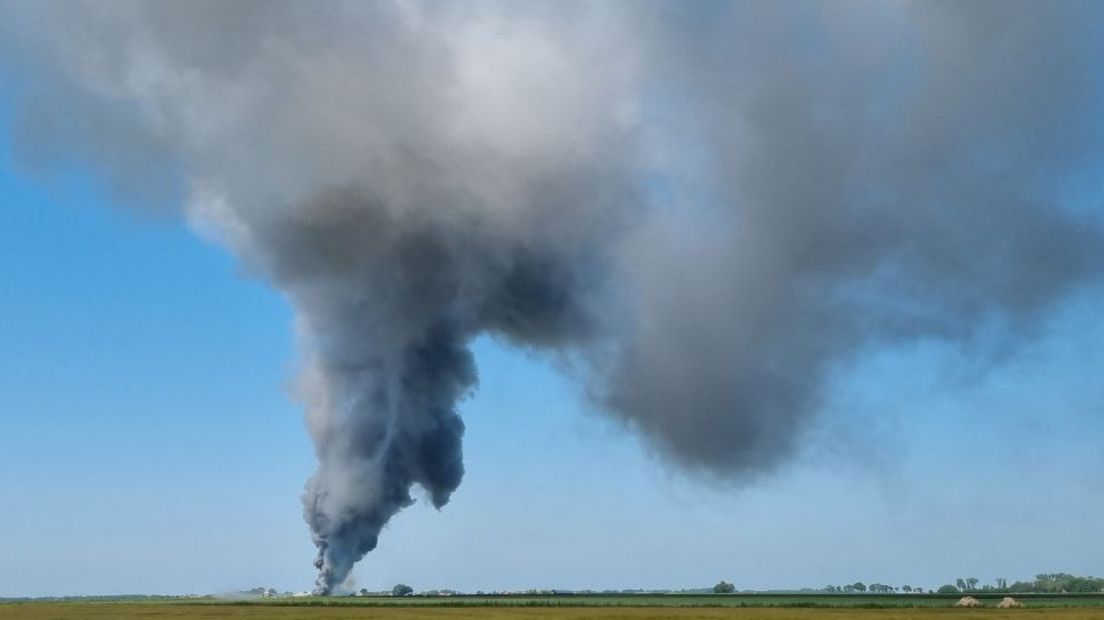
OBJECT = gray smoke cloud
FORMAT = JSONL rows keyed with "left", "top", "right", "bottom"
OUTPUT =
{"left": 2, "top": 0, "right": 1101, "bottom": 593}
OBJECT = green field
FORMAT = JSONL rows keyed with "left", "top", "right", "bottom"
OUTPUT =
{"left": 2, "top": 604, "right": 1104, "bottom": 620}
{"left": 237, "top": 594, "right": 1104, "bottom": 608}
{"left": 5, "top": 595, "right": 1104, "bottom": 619}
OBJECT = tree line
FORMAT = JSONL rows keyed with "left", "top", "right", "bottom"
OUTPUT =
{"left": 940, "top": 574, "right": 1104, "bottom": 594}
{"left": 246, "top": 573, "right": 1104, "bottom": 598}
{"left": 814, "top": 573, "right": 1104, "bottom": 595}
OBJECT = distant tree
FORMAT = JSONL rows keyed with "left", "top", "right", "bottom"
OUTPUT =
{"left": 1034, "top": 573, "right": 1104, "bottom": 593}
{"left": 392, "top": 584, "right": 414, "bottom": 597}
{"left": 902, "top": 585, "right": 913, "bottom": 594}
{"left": 965, "top": 577, "right": 979, "bottom": 591}
{"left": 938, "top": 584, "right": 960, "bottom": 595}
{"left": 995, "top": 578, "right": 1007, "bottom": 590}
{"left": 713, "top": 581, "right": 736, "bottom": 594}
{"left": 852, "top": 582, "right": 867, "bottom": 593}
{"left": 955, "top": 578, "right": 966, "bottom": 591}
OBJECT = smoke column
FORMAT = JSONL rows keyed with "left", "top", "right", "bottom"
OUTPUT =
{"left": 2, "top": 1, "right": 1102, "bottom": 593}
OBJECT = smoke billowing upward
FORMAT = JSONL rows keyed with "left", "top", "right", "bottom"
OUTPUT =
{"left": 2, "top": 1, "right": 1102, "bottom": 593}
{"left": 268, "top": 189, "right": 612, "bottom": 592}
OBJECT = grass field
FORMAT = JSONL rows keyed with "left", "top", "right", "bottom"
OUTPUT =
{"left": 230, "top": 594, "right": 1104, "bottom": 608}
{"left": 3, "top": 604, "right": 1104, "bottom": 620}
{"left": 5, "top": 596, "right": 1104, "bottom": 619}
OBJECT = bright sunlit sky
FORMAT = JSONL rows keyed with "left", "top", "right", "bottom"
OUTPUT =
{"left": 1, "top": 117, "right": 1102, "bottom": 598}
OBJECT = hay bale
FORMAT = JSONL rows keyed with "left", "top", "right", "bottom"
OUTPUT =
{"left": 997, "top": 597, "right": 1023, "bottom": 608}
{"left": 955, "top": 596, "right": 982, "bottom": 607}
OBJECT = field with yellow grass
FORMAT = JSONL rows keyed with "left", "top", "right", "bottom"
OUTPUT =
{"left": 4, "top": 601, "right": 1104, "bottom": 620}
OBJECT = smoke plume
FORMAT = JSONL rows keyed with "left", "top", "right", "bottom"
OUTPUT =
{"left": 2, "top": 1, "right": 1101, "bottom": 593}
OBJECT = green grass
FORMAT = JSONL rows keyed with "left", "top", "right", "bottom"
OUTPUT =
{"left": 178, "top": 593, "right": 1104, "bottom": 608}
{"left": 3, "top": 603, "right": 1104, "bottom": 620}
{"left": 194, "top": 593, "right": 1104, "bottom": 608}
{"left": 5, "top": 593, "right": 1104, "bottom": 618}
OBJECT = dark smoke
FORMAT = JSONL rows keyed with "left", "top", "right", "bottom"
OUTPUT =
{"left": 263, "top": 190, "right": 611, "bottom": 592}
{"left": 2, "top": 0, "right": 1102, "bottom": 593}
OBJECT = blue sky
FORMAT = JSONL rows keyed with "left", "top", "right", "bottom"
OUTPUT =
{"left": 1, "top": 2, "right": 1104, "bottom": 597}
{"left": 1, "top": 137, "right": 1102, "bottom": 596}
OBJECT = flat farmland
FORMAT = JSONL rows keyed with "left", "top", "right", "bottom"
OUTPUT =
{"left": 5, "top": 599, "right": 1104, "bottom": 620}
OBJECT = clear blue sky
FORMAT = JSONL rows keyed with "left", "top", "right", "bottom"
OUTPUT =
{"left": 1, "top": 118, "right": 1102, "bottom": 597}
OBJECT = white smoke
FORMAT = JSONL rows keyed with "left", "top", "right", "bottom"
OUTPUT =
{"left": 1, "top": 0, "right": 1101, "bottom": 593}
